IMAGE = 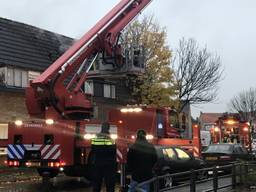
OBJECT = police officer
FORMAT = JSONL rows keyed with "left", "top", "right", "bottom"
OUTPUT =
{"left": 90, "top": 122, "right": 116, "bottom": 192}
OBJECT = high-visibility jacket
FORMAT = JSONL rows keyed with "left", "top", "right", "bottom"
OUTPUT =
{"left": 91, "top": 137, "right": 114, "bottom": 146}
{"left": 90, "top": 133, "right": 116, "bottom": 166}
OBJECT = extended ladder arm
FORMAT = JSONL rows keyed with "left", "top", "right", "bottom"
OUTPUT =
{"left": 26, "top": 0, "right": 152, "bottom": 120}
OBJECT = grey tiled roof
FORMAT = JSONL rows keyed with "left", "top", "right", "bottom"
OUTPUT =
{"left": 0, "top": 17, "right": 74, "bottom": 71}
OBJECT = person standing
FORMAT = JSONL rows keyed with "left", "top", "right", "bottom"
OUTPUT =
{"left": 90, "top": 122, "right": 116, "bottom": 192}
{"left": 127, "top": 129, "right": 157, "bottom": 192}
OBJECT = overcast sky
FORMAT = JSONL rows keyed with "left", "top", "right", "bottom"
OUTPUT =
{"left": 1, "top": 0, "right": 256, "bottom": 118}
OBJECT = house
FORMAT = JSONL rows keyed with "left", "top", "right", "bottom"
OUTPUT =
{"left": 0, "top": 17, "right": 134, "bottom": 139}
{"left": 198, "top": 112, "right": 223, "bottom": 131}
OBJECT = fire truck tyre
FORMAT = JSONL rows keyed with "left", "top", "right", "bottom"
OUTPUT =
{"left": 37, "top": 168, "right": 59, "bottom": 178}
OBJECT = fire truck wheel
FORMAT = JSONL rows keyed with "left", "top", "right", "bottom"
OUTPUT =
{"left": 37, "top": 168, "right": 59, "bottom": 178}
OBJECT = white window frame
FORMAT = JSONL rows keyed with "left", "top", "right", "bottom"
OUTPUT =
{"left": 103, "top": 84, "right": 116, "bottom": 99}
{"left": 104, "top": 84, "right": 111, "bottom": 98}
{"left": 21, "top": 70, "right": 28, "bottom": 87}
{"left": 7, "top": 67, "right": 14, "bottom": 86}
{"left": 84, "top": 81, "right": 94, "bottom": 95}
{"left": 3, "top": 67, "right": 29, "bottom": 88}
{"left": 14, "top": 68, "right": 22, "bottom": 87}
{"left": 0, "top": 124, "right": 8, "bottom": 139}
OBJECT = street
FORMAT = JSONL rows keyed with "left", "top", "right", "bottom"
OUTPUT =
{"left": 171, "top": 177, "right": 232, "bottom": 192}
{"left": 0, "top": 174, "right": 92, "bottom": 192}
{"left": 0, "top": 169, "right": 234, "bottom": 192}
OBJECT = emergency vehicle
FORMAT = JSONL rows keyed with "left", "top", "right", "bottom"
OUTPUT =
{"left": 0, "top": 0, "right": 202, "bottom": 189}
{"left": 4, "top": 107, "right": 201, "bottom": 184}
{"left": 210, "top": 114, "right": 251, "bottom": 148}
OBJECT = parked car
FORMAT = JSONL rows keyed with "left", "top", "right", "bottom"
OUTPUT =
{"left": 202, "top": 143, "right": 250, "bottom": 169}
{"left": 153, "top": 145, "right": 207, "bottom": 188}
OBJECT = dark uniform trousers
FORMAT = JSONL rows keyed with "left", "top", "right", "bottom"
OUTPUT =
{"left": 91, "top": 136, "right": 116, "bottom": 192}
{"left": 92, "top": 164, "right": 116, "bottom": 192}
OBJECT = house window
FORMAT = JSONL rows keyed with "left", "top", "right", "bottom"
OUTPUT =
{"left": 28, "top": 71, "right": 40, "bottom": 81}
{"left": 204, "top": 124, "right": 214, "bottom": 131}
{"left": 94, "top": 82, "right": 104, "bottom": 97}
{"left": 14, "top": 69, "right": 22, "bottom": 87}
{"left": 5, "top": 67, "right": 28, "bottom": 87}
{"left": 21, "top": 71, "right": 28, "bottom": 87}
{"left": 7, "top": 68, "right": 14, "bottom": 86}
{"left": 0, "top": 124, "right": 8, "bottom": 139}
{"left": 104, "top": 84, "right": 116, "bottom": 99}
{"left": 0, "top": 67, "right": 5, "bottom": 86}
{"left": 84, "top": 81, "right": 94, "bottom": 95}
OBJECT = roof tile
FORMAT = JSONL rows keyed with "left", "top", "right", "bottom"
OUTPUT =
{"left": 0, "top": 17, "right": 74, "bottom": 71}
{"left": 200, "top": 113, "right": 223, "bottom": 124}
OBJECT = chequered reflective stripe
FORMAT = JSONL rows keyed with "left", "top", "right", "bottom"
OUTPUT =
{"left": 116, "top": 149, "right": 122, "bottom": 162}
{"left": 7, "top": 144, "right": 61, "bottom": 160}
{"left": 7, "top": 144, "right": 26, "bottom": 159}
{"left": 51, "top": 150, "right": 61, "bottom": 160}
{"left": 40, "top": 145, "right": 61, "bottom": 159}
{"left": 116, "top": 148, "right": 129, "bottom": 163}
{"left": 193, "top": 146, "right": 200, "bottom": 157}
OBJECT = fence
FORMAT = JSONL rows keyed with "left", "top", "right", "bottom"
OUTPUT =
{"left": 135, "top": 162, "right": 256, "bottom": 192}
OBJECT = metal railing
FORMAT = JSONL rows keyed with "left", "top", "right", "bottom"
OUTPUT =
{"left": 134, "top": 162, "right": 256, "bottom": 192}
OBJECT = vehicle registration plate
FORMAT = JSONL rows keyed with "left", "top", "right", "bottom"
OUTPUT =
{"left": 26, "top": 162, "right": 41, "bottom": 167}
{"left": 206, "top": 157, "right": 218, "bottom": 160}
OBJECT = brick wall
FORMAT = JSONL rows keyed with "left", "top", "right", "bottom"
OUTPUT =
{"left": 0, "top": 91, "right": 29, "bottom": 123}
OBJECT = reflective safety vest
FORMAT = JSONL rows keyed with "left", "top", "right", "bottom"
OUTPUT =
{"left": 90, "top": 134, "right": 116, "bottom": 165}
{"left": 91, "top": 137, "right": 115, "bottom": 146}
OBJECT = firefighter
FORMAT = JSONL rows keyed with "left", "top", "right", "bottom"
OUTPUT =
{"left": 90, "top": 122, "right": 116, "bottom": 192}
{"left": 127, "top": 129, "right": 157, "bottom": 192}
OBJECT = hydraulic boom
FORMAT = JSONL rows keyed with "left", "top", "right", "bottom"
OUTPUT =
{"left": 26, "top": 0, "right": 152, "bottom": 120}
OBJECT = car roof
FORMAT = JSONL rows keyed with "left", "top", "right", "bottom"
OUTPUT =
{"left": 208, "top": 143, "right": 243, "bottom": 147}
{"left": 154, "top": 145, "right": 182, "bottom": 149}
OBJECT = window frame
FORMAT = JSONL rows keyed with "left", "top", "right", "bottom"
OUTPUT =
{"left": 2, "top": 67, "right": 29, "bottom": 88}
{"left": 14, "top": 134, "right": 23, "bottom": 144}
{"left": 103, "top": 83, "right": 116, "bottom": 99}
{"left": 0, "top": 124, "right": 8, "bottom": 139}
{"left": 44, "top": 134, "right": 54, "bottom": 145}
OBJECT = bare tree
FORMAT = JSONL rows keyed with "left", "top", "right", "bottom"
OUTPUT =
{"left": 229, "top": 88, "right": 256, "bottom": 121}
{"left": 173, "top": 38, "right": 223, "bottom": 112}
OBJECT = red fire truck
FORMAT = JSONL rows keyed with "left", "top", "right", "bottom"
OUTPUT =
{"left": 5, "top": 107, "right": 201, "bottom": 181}
{"left": 210, "top": 114, "right": 250, "bottom": 148}
{"left": 0, "top": 0, "right": 202, "bottom": 189}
